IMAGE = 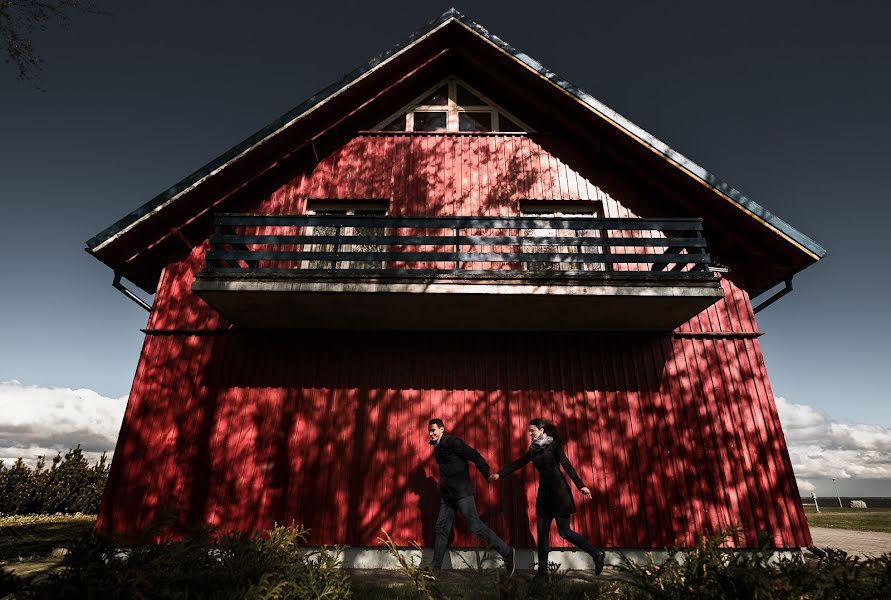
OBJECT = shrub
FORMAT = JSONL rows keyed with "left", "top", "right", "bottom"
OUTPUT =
{"left": 376, "top": 529, "right": 617, "bottom": 599}
{"left": 0, "top": 568, "right": 24, "bottom": 598}
{"left": 619, "top": 529, "right": 891, "bottom": 600}
{"left": 7, "top": 522, "right": 351, "bottom": 600}
{"left": 4, "top": 522, "right": 891, "bottom": 598}
{"left": 378, "top": 527, "right": 891, "bottom": 600}
{"left": 773, "top": 549, "right": 891, "bottom": 600}
{"left": 0, "top": 459, "right": 33, "bottom": 515}
{"left": 0, "top": 446, "right": 109, "bottom": 515}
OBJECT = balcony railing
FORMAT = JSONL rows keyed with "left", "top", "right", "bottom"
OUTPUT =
{"left": 194, "top": 214, "right": 722, "bottom": 331}
{"left": 202, "top": 214, "right": 713, "bottom": 279}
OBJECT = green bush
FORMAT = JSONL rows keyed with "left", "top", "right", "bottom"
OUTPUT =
{"left": 7, "top": 522, "right": 351, "bottom": 600}
{"left": 4, "top": 518, "right": 891, "bottom": 598}
{"left": 376, "top": 530, "right": 615, "bottom": 599}
{"left": 0, "top": 446, "right": 108, "bottom": 515}
{"left": 378, "top": 527, "right": 891, "bottom": 600}
{"left": 620, "top": 529, "right": 891, "bottom": 600}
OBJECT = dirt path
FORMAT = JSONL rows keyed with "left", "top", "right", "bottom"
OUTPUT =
{"left": 809, "top": 526, "right": 891, "bottom": 557}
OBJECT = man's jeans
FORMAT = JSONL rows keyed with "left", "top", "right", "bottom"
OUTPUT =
{"left": 432, "top": 495, "right": 511, "bottom": 568}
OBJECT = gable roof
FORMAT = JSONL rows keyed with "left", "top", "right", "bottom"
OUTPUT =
{"left": 86, "top": 8, "right": 824, "bottom": 294}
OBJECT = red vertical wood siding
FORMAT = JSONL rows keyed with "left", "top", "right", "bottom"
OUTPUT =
{"left": 103, "top": 134, "right": 809, "bottom": 549}
{"left": 98, "top": 329, "right": 810, "bottom": 549}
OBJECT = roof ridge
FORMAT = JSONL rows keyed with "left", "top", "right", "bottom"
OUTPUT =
{"left": 86, "top": 9, "right": 463, "bottom": 250}
{"left": 86, "top": 8, "right": 825, "bottom": 264}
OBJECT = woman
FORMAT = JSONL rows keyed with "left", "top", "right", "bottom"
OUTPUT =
{"left": 491, "top": 418, "right": 605, "bottom": 579}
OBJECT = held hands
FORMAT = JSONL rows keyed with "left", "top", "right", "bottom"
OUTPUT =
{"left": 489, "top": 473, "right": 500, "bottom": 482}
{"left": 580, "top": 486, "right": 592, "bottom": 499}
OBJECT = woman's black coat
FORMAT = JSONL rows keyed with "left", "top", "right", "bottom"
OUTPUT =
{"left": 499, "top": 440, "right": 585, "bottom": 518}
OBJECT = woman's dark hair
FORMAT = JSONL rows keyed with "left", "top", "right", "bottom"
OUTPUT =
{"left": 528, "top": 418, "right": 562, "bottom": 443}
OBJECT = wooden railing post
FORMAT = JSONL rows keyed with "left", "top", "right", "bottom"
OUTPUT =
{"left": 454, "top": 223, "right": 460, "bottom": 272}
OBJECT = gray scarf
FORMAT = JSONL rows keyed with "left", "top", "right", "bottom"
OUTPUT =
{"left": 531, "top": 432, "right": 553, "bottom": 451}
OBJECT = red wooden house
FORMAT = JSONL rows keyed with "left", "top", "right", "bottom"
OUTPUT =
{"left": 87, "top": 10, "right": 824, "bottom": 557}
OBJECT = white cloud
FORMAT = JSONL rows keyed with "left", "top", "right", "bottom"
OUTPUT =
{"left": 777, "top": 396, "right": 891, "bottom": 481}
{"left": 1, "top": 381, "right": 887, "bottom": 496}
{"left": 796, "top": 478, "right": 816, "bottom": 494}
{"left": 0, "top": 380, "right": 127, "bottom": 467}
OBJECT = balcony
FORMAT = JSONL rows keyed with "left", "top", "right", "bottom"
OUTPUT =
{"left": 192, "top": 214, "right": 723, "bottom": 331}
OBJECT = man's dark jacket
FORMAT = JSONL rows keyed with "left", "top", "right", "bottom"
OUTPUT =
{"left": 432, "top": 434, "right": 491, "bottom": 501}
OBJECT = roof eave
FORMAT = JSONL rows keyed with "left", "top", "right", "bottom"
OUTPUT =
{"left": 444, "top": 14, "right": 826, "bottom": 262}
{"left": 86, "top": 9, "right": 464, "bottom": 253}
{"left": 86, "top": 7, "right": 825, "bottom": 272}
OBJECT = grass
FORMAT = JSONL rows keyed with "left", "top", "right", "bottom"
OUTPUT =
{"left": 2, "top": 509, "right": 889, "bottom": 583}
{"left": 0, "top": 514, "right": 96, "bottom": 561}
{"left": 2, "top": 517, "right": 890, "bottom": 599}
{"left": 3, "top": 509, "right": 889, "bottom": 555}
{"left": 803, "top": 506, "right": 891, "bottom": 533}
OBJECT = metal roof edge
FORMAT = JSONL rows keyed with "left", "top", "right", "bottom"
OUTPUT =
{"left": 85, "top": 8, "right": 463, "bottom": 251}
{"left": 447, "top": 12, "right": 826, "bottom": 260}
{"left": 87, "top": 7, "right": 826, "bottom": 263}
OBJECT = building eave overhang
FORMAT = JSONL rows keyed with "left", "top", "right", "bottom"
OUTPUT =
{"left": 450, "top": 13, "right": 824, "bottom": 262}
{"left": 86, "top": 8, "right": 825, "bottom": 284}
{"left": 86, "top": 10, "right": 460, "bottom": 255}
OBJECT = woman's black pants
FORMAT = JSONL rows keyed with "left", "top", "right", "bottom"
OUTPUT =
{"left": 536, "top": 515, "right": 601, "bottom": 573}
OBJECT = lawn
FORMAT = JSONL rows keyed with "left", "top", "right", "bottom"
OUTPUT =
{"left": 0, "top": 514, "right": 96, "bottom": 561}
{"left": 803, "top": 506, "right": 891, "bottom": 533}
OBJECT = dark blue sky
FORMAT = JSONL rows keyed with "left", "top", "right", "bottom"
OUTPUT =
{"left": 1, "top": 1, "right": 889, "bottom": 435}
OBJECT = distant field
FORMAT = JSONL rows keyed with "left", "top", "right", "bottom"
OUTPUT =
{"left": 0, "top": 514, "right": 96, "bottom": 560}
{"left": 803, "top": 506, "right": 891, "bottom": 533}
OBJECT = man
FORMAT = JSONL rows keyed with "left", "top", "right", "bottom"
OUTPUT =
{"left": 427, "top": 418, "right": 514, "bottom": 574}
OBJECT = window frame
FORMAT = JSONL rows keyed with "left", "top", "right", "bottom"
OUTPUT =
{"left": 374, "top": 78, "right": 533, "bottom": 133}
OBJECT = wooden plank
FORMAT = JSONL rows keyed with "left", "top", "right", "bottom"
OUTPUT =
{"left": 215, "top": 214, "right": 704, "bottom": 231}
{"left": 198, "top": 336, "right": 235, "bottom": 528}
{"left": 206, "top": 249, "right": 710, "bottom": 264}
{"left": 211, "top": 233, "right": 708, "bottom": 248}
{"left": 578, "top": 338, "right": 612, "bottom": 548}
{"left": 626, "top": 338, "right": 670, "bottom": 547}
{"left": 668, "top": 337, "right": 725, "bottom": 542}
{"left": 96, "top": 333, "right": 155, "bottom": 534}
{"left": 200, "top": 266, "right": 717, "bottom": 280}
{"left": 714, "top": 336, "right": 766, "bottom": 545}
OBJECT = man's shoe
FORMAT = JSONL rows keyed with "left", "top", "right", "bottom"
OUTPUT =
{"left": 502, "top": 548, "right": 516, "bottom": 577}
{"left": 532, "top": 571, "right": 548, "bottom": 583}
{"left": 592, "top": 550, "right": 605, "bottom": 576}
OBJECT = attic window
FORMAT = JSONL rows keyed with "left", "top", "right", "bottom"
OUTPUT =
{"left": 374, "top": 79, "right": 529, "bottom": 133}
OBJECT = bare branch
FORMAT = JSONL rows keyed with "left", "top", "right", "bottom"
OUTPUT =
{"left": 0, "top": 0, "right": 109, "bottom": 82}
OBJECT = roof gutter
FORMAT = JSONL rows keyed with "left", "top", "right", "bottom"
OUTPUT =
{"left": 113, "top": 272, "right": 151, "bottom": 312}
{"left": 752, "top": 278, "right": 793, "bottom": 314}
